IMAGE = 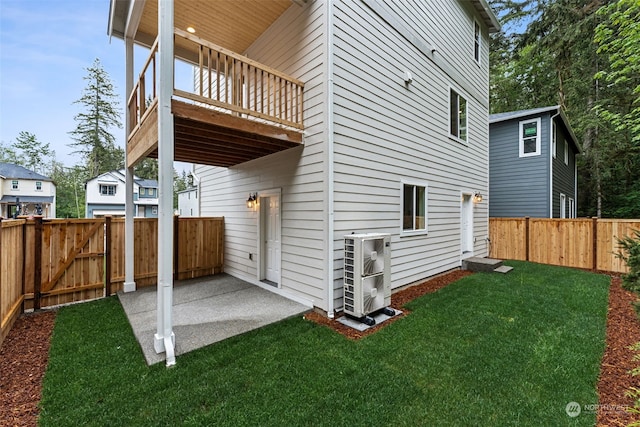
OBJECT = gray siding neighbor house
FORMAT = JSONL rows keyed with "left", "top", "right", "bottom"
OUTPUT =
{"left": 489, "top": 106, "right": 581, "bottom": 218}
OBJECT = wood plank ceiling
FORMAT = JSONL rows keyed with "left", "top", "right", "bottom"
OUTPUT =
{"left": 136, "top": 0, "right": 293, "bottom": 55}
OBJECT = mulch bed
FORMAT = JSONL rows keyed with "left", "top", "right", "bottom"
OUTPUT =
{"left": 1, "top": 270, "right": 639, "bottom": 426}
{"left": 0, "top": 310, "right": 56, "bottom": 427}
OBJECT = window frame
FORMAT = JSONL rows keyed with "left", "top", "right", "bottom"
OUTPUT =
{"left": 519, "top": 118, "right": 541, "bottom": 157}
{"left": 560, "top": 193, "right": 567, "bottom": 218}
{"left": 11, "top": 180, "right": 19, "bottom": 190}
{"left": 35, "top": 181, "right": 42, "bottom": 191}
{"left": 568, "top": 197, "right": 575, "bottom": 219}
{"left": 400, "top": 180, "right": 428, "bottom": 236}
{"left": 449, "top": 87, "right": 468, "bottom": 144}
{"left": 473, "top": 20, "right": 481, "bottom": 64}
{"left": 564, "top": 139, "right": 569, "bottom": 165}
{"left": 552, "top": 121, "right": 557, "bottom": 159}
{"left": 99, "top": 184, "right": 116, "bottom": 196}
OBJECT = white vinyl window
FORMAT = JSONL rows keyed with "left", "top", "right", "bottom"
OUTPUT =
{"left": 560, "top": 193, "right": 566, "bottom": 218}
{"left": 474, "top": 20, "right": 481, "bottom": 63}
{"left": 401, "top": 181, "right": 427, "bottom": 234}
{"left": 569, "top": 197, "right": 575, "bottom": 218}
{"left": 11, "top": 180, "right": 18, "bottom": 190}
{"left": 552, "top": 121, "right": 557, "bottom": 158}
{"left": 100, "top": 184, "right": 116, "bottom": 196}
{"left": 35, "top": 181, "right": 42, "bottom": 191}
{"left": 564, "top": 140, "right": 569, "bottom": 165}
{"left": 519, "top": 118, "right": 541, "bottom": 157}
{"left": 449, "top": 88, "right": 468, "bottom": 143}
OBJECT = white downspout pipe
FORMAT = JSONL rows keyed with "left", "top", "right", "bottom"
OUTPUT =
{"left": 549, "top": 109, "right": 560, "bottom": 218}
{"left": 325, "top": 0, "right": 335, "bottom": 319}
{"left": 124, "top": 36, "right": 136, "bottom": 293}
{"left": 154, "top": 0, "right": 176, "bottom": 366}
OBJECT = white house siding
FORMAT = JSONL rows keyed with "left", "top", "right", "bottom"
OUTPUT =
{"left": 196, "top": 1, "right": 328, "bottom": 308}
{"left": 330, "top": 0, "right": 490, "bottom": 308}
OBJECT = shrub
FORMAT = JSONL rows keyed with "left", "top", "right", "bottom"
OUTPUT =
{"left": 616, "top": 229, "right": 640, "bottom": 294}
{"left": 627, "top": 342, "right": 640, "bottom": 425}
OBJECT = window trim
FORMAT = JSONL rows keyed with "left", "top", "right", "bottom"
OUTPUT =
{"left": 99, "top": 184, "right": 117, "bottom": 196}
{"left": 473, "top": 19, "right": 481, "bottom": 64}
{"left": 568, "top": 197, "right": 575, "bottom": 219}
{"left": 564, "top": 139, "right": 569, "bottom": 165}
{"left": 560, "top": 193, "right": 567, "bottom": 218}
{"left": 35, "top": 181, "right": 42, "bottom": 191}
{"left": 11, "top": 180, "right": 19, "bottom": 190}
{"left": 519, "top": 118, "right": 541, "bottom": 157}
{"left": 449, "top": 86, "right": 468, "bottom": 144}
{"left": 400, "top": 180, "right": 428, "bottom": 236}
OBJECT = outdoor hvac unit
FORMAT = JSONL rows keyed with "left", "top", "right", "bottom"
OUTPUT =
{"left": 343, "top": 233, "right": 392, "bottom": 324}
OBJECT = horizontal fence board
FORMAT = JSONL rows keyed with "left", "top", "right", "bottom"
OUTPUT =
{"left": 489, "top": 217, "right": 640, "bottom": 273}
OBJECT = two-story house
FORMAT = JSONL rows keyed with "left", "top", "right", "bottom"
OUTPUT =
{"left": 489, "top": 106, "right": 581, "bottom": 218}
{"left": 0, "top": 162, "right": 56, "bottom": 218}
{"left": 108, "top": 0, "right": 500, "bottom": 364}
{"left": 85, "top": 170, "right": 158, "bottom": 218}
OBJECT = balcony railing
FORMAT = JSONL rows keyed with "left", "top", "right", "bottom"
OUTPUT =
{"left": 127, "top": 29, "right": 304, "bottom": 140}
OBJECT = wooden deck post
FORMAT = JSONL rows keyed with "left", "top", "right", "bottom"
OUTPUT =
{"left": 592, "top": 217, "right": 598, "bottom": 271}
{"left": 105, "top": 216, "right": 112, "bottom": 297}
{"left": 33, "top": 217, "right": 43, "bottom": 311}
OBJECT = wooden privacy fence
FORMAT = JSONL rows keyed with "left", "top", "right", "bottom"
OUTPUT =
{"left": 489, "top": 217, "right": 640, "bottom": 272}
{"left": 0, "top": 216, "right": 224, "bottom": 348}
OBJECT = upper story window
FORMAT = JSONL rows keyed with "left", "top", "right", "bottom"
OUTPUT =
{"left": 519, "top": 118, "right": 541, "bottom": 157}
{"left": 100, "top": 184, "right": 116, "bottom": 196}
{"left": 449, "top": 88, "right": 468, "bottom": 143}
{"left": 564, "top": 140, "right": 569, "bottom": 165}
{"left": 402, "top": 181, "right": 427, "bottom": 235}
{"left": 140, "top": 188, "right": 146, "bottom": 196}
{"left": 552, "top": 121, "right": 557, "bottom": 159}
{"left": 11, "top": 180, "right": 19, "bottom": 190}
{"left": 474, "top": 21, "right": 481, "bottom": 63}
{"left": 35, "top": 181, "right": 42, "bottom": 191}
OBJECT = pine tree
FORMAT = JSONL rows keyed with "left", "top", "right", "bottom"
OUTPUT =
{"left": 13, "top": 131, "right": 53, "bottom": 174}
{"left": 69, "top": 58, "right": 124, "bottom": 178}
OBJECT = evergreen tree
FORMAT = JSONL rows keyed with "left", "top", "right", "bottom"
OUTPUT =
{"left": 13, "top": 131, "right": 53, "bottom": 174}
{"left": 50, "top": 162, "right": 87, "bottom": 218}
{"left": 135, "top": 158, "right": 159, "bottom": 180}
{"left": 69, "top": 58, "right": 124, "bottom": 178}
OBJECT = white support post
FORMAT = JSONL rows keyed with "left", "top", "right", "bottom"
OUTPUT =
{"left": 153, "top": 0, "right": 176, "bottom": 366}
{"left": 124, "top": 35, "right": 136, "bottom": 293}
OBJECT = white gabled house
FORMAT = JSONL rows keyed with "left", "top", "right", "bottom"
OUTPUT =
{"left": 0, "top": 162, "right": 56, "bottom": 218}
{"left": 108, "top": 0, "right": 499, "bottom": 365}
{"left": 85, "top": 170, "right": 158, "bottom": 218}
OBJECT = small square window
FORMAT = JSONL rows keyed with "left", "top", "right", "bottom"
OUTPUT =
{"left": 519, "top": 118, "right": 541, "bottom": 157}
{"left": 402, "top": 182, "right": 427, "bottom": 234}
{"left": 450, "top": 89, "right": 468, "bottom": 143}
{"left": 35, "top": 181, "right": 42, "bottom": 191}
{"left": 11, "top": 180, "right": 18, "bottom": 190}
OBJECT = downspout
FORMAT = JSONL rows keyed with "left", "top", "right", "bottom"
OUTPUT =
{"left": 549, "top": 109, "right": 560, "bottom": 218}
{"left": 325, "top": 0, "right": 335, "bottom": 319}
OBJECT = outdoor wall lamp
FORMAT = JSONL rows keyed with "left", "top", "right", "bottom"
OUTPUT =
{"left": 246, "top": 193, "right": 258, "bottom": 209}
{"left": 473, "top": 192, "right": 483, "bottom": 203}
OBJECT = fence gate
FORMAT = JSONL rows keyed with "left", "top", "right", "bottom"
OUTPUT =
{"left": 35, "top": 219, "right": 106, "bottom": 308}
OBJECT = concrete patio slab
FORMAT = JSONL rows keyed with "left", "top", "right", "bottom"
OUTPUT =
{"left": 118, "top": 274, "right": 311, "bottom": 365}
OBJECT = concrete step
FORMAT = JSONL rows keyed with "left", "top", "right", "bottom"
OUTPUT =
{"left": 462, "top": 256, "right": 503, "bottom": 273}
{"left": 493, "top": 265, "right": 513, "bottom": 274}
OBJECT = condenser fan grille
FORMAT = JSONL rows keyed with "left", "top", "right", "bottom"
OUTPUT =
{"left": 362, "top": 238, "right": 385, "bottom": 276}
{"left": 362, "top": 275, "right": 385, "bottom": 314}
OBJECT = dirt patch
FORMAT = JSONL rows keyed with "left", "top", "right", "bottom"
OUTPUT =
{"left": 0, "top": 310, "right": 56, "bottom": 427}
{"left": 597, "top": 276, "right": 640, "bottom": 426}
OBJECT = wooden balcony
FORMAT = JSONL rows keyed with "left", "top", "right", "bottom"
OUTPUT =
{"left": 127, "top": 29, "right": 304, "bottom": 168}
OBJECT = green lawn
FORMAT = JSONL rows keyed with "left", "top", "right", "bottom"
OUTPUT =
{"left": 39, "top": 261, "right": 610, "bottom": 426}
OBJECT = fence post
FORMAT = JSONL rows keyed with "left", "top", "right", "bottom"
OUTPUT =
{"left": 21, "top": 219, "right": 27, "bottom": 314}
{"left": 33, "top": 217, "right": 43, "bottom": 311}
{"left": 525, "top": 217, "right": 530, "bottom": 261}
{"left": 105, "top": 216, "right": 112, "bottom": 297}
{"left": 173, "top": 215, "right": 179, "bottom": 281}
{"left": 592, "top": 217, "right": 598, "bottom": 271}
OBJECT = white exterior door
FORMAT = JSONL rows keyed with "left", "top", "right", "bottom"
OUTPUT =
{"left": 461, "top": 193, "right": 474, "bottom": 257}
{"left": 263, "top": 195, "right": 281, "bottom": 284}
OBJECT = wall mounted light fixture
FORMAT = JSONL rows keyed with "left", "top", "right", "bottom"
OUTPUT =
{"left": 246, "top": 193, "right": 258, "bottom": 209}
{"left": 473, "top": 192, "right": 483, "bottom": 203}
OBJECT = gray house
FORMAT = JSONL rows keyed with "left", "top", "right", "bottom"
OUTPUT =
{"left": 489, "top": 106, "right": 581, "bottom": 218}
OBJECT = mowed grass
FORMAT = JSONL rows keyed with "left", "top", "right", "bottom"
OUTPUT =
{"left": 39, "top": 261, "right": 609, "bottom": 426}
